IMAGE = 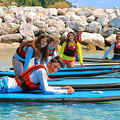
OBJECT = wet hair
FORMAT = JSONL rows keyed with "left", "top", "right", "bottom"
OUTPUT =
{"left": 20, "top": 34, "right": 50, "bottom": 63}
{"left": 50, "top": 56, "right": 65, "bottom": 68}
{"left": 116, "top": 34, "right": 120, "bottom": 39}
{"left": 66, "top": 32, "right": 77, "bottom": 42}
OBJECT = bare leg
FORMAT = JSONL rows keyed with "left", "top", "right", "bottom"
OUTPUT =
{"left": 12, "top": 58, "right": 24, "bottom": 76}
{"left": 67, "top": 60, "right": 75, "bottom": 68}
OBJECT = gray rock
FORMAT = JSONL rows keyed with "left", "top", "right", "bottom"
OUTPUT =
{"left": 86, "top": 21, "right": 102, "bottom": 33}
{"left": 1, "top": 33, "right": 23, "bottom": 43}
{"left": 109, "top": 18, "right": 120, "bottom": 28}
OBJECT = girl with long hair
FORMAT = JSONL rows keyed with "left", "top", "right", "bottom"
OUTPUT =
{"left": 59, "top": 32, "right": 84, "bottom": 68}
{"left": 12, "top": 34, "right": 50, "bottom": 76}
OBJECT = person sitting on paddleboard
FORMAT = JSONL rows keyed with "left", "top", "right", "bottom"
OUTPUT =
{"left": 101, "top": 34, "right": 120, "bottom": 60}
{"left": 12, "top": 34, "right": 50, "bottom": 77}
{"left": 34, "top": 37, "right": 60, "bottom": 65}
{"left": 0, "top": 56, "right": 74, "bottom": 94}
{"left": 75, "top": 27, "right": 85, "bottom": 61}
{"left": 59, "top": 31, "right": 84, "bottom": 68}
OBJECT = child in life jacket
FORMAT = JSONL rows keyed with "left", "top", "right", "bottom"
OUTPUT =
{"left": 12, "top": 34, "right": 50, "bottom": 76}
{"left": 34, "top": 37, "right": 60, "bottom": 65}
{"left": 101, "top": 34, "right": 120, "bottom": 60}
{"left": 75, "top": 27, "right": 85, "bottom": 61}
{"left": 59, "top": 32, "right": 84, "bottom": 68}
{"left": 0, "top": 56, "right": 74, "bottom": 94}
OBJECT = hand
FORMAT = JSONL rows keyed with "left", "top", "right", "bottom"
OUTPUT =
{"left": 67, "top": 87, "right": 75, "bottom": 94}
{"left": 61, "top": 86, "right": 75, "bottom": 94}
{"left": 81, "top": 63, "right": 85, "bottom": 68}
{"left": 47, "top": 76, "right": 50, "bottom": 80}
{"left": 100, "top": 57, "right": 105, "bottom": 59}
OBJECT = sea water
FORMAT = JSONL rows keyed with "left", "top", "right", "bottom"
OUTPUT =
{"left": 0, "top": 48, "right": 120, "bottom": 120}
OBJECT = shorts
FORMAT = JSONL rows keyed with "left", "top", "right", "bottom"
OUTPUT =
{"left": 63, "top": 59, "right": 74, "bottom": 65}
{"left": 0, "top": 76, "right": 8, "bottom": 93}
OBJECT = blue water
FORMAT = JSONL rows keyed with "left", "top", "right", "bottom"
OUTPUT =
{"left": 0, "top": 101, "right": 120, "bottom": 120}
{"left": 0, "top": 48, "right": 120, "bottom": 120}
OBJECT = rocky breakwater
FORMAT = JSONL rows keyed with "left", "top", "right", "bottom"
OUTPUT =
{"left": 0, "top": 6, "right": 120, "bottom": 50}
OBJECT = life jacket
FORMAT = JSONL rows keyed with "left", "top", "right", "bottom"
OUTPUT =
{"left": 114, "top": 42, "right": 120, "bottom": 58}
{"left": 16, "top": 44, "right": 38, "bottom": 59}
{"left": 49, "top": 48, "right": 55, "bottom": 56}
{"left": 76, "top": 35, "right": 81, "bottom": 42}
{"left": 63, "top": 41, "right": 77, "bottom": 57}
{"left": 15, "top": 64, "right": 46, "bottom": 92}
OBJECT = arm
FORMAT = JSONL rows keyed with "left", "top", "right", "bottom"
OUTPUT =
{"left": 24, "top": 47, "right": 34, "bottom": 71}
{"left": 102, "top": 43, "right": 115, "bottom": 58}
{"left": 59, "top": 42, "right": 66, "bottom": 57}
{"left": 38, "top": 69, "right": 74, "bottom": 94}
{"left": 77, "top": 42, "right": 84, "bottom": 67}
{"left": 34, "top": 57, "right": 38, "bottom": 65}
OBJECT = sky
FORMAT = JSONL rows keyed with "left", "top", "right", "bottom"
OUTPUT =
{"left": 68, "top": 0, "right": 120, "bottom": 9}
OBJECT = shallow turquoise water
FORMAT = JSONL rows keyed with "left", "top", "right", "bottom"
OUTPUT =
{"left": 0, "top": 101, "right": 120, "bottom": 120}
{"left": 0, "top": 48, "right": 120, "bottom": 120}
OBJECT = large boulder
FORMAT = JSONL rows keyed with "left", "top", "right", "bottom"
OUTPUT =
{"left": 1, "top": 33, "right": 23, "bottom": 43}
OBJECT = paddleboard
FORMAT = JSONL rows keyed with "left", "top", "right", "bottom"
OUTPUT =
{"left": 48, "top": 77, "right": 120, "bottom": 89}
{"left": 0, "top": 69, "right": 119, "bottom": 78}
{"left": 9, "top": 65, "right": 120, "bottom": 72}
{"left": 76, "top": 62, "right": 120, "bottom": 67}
{"left": 59, "top": 65, "right": 120, "bottom": 72}
{"left": 82, "top": 58, "right": 120, "bottom": 63}
{"left": 48, "top": 69, "right": 119, "bottom": 78}
{"left": 1, "top": 89, "right": 120, "bottom": 102}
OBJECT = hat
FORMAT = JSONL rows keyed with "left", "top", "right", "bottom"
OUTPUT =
{"left": 76, "top": 27, "right": 85, "bottom": 32}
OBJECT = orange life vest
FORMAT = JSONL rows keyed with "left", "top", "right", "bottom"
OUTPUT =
{"left": 76, "top": 35, "right": 81, "bottom": 42}
{"left": 63, "top": 41, "right": 77, "bottom": 57}
{"left": 15, "top": 64, "right": 46, "bottom": 92}
{"left": 16, "top": 44, "right": 38, "bottom": 59}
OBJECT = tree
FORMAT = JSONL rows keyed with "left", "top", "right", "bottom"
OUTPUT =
{"left": 0, "top": 0, "right": 73, "bottom": 8}
{"left": 49, "top": 1, "right": 69, "bottom": 8}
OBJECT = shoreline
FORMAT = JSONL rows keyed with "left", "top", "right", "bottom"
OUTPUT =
{"left": 0, "top": 42, "right": 20, "bottom": 49}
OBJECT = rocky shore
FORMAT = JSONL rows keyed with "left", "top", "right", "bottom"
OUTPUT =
{"left": 0, "top": 6, "right": 120, "bottom": 50}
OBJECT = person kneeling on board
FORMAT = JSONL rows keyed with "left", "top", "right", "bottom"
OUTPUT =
{"left": 0, "top": 56, "right": 74, "bottom": 94}
{"left": 101, "top": 34, "right": 120, "bottom": 60}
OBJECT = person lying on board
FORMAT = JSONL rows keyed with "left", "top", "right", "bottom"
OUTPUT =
{"left": 59, "top": 31, "right": 85, "bottom": 68}
{"left": 12, "top": 34, "right": 50, "bottom": 77}
{"left": 34, "top": 37, "right": 60, "bottom": 65}
{"left": 101, "top": 34, "right": 120, "bottom": 60}
{"left": 0, "top": 56, "right": 74, "bottom": 94}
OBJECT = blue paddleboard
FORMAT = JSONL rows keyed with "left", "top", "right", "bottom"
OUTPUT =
{"left": 82, "top": 58, "right": 120, "bottom": 63}
{"left": 48, "top": 69, "right": 119, "bottom": 78}
{"left": 0, "top": 69, "right": 119, "bottom": 78}
{"left": 59, "top": 65, "right": 120, "bottom": 72}
{"left": 48, "top": 77, "right": 120, "bottom": 89}
{"left": 1, "top": 89, "right": 120, "bottom": 102}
